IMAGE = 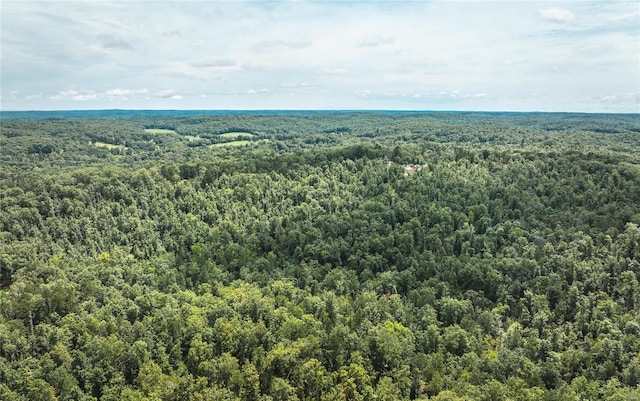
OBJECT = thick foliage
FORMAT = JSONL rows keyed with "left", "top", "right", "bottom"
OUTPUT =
{"left": 1, "top": 112, "right": 639, "bottom": 400}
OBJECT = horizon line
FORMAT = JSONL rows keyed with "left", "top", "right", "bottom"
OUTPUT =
{"left": 2, "top": 108, "right": 638, "bottom": 115}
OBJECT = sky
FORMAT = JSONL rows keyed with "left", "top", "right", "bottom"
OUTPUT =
{"left": 1, "top": 0, "right": 639, "bottom": 112}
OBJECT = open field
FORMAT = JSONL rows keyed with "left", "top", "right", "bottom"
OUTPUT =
{"left": 94, "top": 141, "right": 127, "bottom": 151}
{"left": 144, "top": 128, "right": 176, "bottom": 134}
{"left": 219, "top": 131, "right": 255, "bottom": 139}
{"left": 209, "top": 140, "right": 252, "bottom": 148}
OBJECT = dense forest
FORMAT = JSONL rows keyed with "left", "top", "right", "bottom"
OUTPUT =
{"left": 1, "top": 111, "right": 639, "bottom": 400}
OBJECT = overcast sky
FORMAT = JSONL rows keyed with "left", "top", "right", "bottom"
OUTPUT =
{"left": 1, "top": 1, "right": 639, "bottom": 112}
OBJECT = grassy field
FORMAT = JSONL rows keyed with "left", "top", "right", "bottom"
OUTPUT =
{"left": 184, "top": 135, "right": 201, "bottom": 142}
{"left": 94, "top": 142, "right": 127, "bottom": 151}
{"left": 219, "top": 132, "right": 255, "bottom": 139}
{"left": 144, "top": 128, "right": 176, "bottom": 134}
{"left": 209, "top": 140, "right": 252, "bottom": 148}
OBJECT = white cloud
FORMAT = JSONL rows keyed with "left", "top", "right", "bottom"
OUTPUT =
{"left": 539, "top": 7, "right": 575, "bottom": 24}
{"left": 1, "top": 1, "right": 638, "bottom": 112}
{"left": 106, "top": 88, "right": 149, "bottom": 97}
{"left": 278, "top": 82, "right": 320, "bottom": 89}
{"left": 251, "top": 40, "right": 311, "bottom": 53}
{"left": 162, "top": 30, "right": 182, "bottom": 38}
{"left": 25, "top": 93, "right": 43, "bottom": 100}
{"left": 72, "top": 93, "right": 97, "bottom": 101}
{"left": 191, "top": 59, "right": 238, "bottom": 69}
{"left": 49, "top": 90, "right": 78, "bottom": 100}
{"left": 600, "top": 93, "right": 640, "bottom": 104}
{"left": 47, "top": 88, "right": 151, "bottom": 102}
{"left": 321, "top": 68, "right": 349, "bottom": 75}
{"left": 356, "top": 36, "right": 394, "bottom": 48}
{"left": 102, "top": 38, "right": 134, "bottom": 50}
{"left": 157, "top": 69, "right": 206, "bottom": 81}
{"left": 247, "top": 88, "right": 269, "bottom": 94}
{"left": 153, "top": 89, "right": 179, "bottom": 99}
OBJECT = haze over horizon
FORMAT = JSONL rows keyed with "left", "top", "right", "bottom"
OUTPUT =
{"left": 1, "top": 1, "right": 639, "bottom": 113}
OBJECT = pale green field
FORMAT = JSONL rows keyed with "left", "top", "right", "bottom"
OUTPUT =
{"left": 144, "top": 128, "right": 176, "bottom": 134}
{"left": 219, "top": 132, "right": 255, "bottom": 139}
{"left": 184, "top": 135, "right": 201, "bottom": 142}
{"left": 94, "top": 142, "right": 127, "bottom": 151}
{"left": 209, "top": 140, "right": 252, "bottom": 148}
{"left": 209, "top": 139, "right": 269, "bottom": 148}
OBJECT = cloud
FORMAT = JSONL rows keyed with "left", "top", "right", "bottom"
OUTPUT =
{"left": 106, "top": 88, "right": 149, "bottom": 99}
{"left": 49, "top": 90, "right": 78, "bottom": 100}
{"left": 47, "top": 88, "right": 151, "bottom": 102}
{"left": 191, "top": 59, "right": 237, "bottom": 69}
{"left": 156, "top": 70, "right": 205, "bottom": 81}
{"left": 356, "top": 36, "right": 394, "bottom": 48}
{"left": 393, "top": 62, "right": 452, "bottom": 76}
{"left": 49, "top": 89, "right": 99, "bottom": 101}
{"left": 72, "top": 93, "right": 97, "bottom": 101}
{"left": 251, "top": 39, "right": 311, "bottom": 53}
{"left": 600, "top": 92, "right": 640, "bottom": 104}
{"left": 153, "top": 89, "right": 180, "bottom": 99}
{"left": 102, "top": 38, "right": 134, "bottom": 50}
{"left": 540, "top": 7, "right": 575, "bottom": 24}
{"left": 278, "top": 81, "right": 320, "bottom": 89}
{"left": 2, "top": 1, "right": 638, "bottom": 112}
{"left": 321, "top": 67, "right": 349, "bottom": 75}
{"left": 25, "top": 93, "right": 43, "bottom": 100}
{"left": 162, "top": 30, "right": 182, "bottom": 38}
{"left": 247, "top": 88, "right": 269, "bottom": 94}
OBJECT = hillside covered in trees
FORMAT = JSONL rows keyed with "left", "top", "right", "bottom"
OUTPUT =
{"left": 1, "top": 111, "right": 640, "bottom": 400}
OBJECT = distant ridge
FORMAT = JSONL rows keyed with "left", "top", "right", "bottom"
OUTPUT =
{"left": 1, "top": 109, "right": 635, "bottom": 120}
{"left": 0, "top": 109, "right": 325, "bottom": 120}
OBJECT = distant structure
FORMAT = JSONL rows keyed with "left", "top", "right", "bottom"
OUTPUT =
{"left": 404, "top": 164, "right": 423, "bottom": 175}
{"left": 386, "top": 160, "right": 426, "bottom": 175}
